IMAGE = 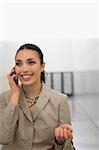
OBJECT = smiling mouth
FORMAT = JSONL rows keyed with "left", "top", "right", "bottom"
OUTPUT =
{"left": 21, "top": 74, "right": 34, "bottom": 80}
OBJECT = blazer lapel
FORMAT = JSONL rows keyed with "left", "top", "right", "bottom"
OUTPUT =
{"left": 18, "top": 83, "right": 51, "bottom": 122}
{"left": 19, "top": 90, "right": 32, "bottom": 122}
{"left": 32, "top": 83, "right": 51, "bottom": 121}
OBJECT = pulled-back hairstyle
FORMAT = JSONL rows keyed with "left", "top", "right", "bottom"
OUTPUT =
{"left": 15, "top": 43, "right": 45, "bottom": 83}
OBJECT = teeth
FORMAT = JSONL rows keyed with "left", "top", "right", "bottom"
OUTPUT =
{"left": 22, "top": 75, "right": 32, "bottom": 79}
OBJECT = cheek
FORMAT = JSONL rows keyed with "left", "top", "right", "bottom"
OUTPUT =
{"left": 35, "top": 69, "right": 42, "bottom": 75}
{"left": 15, "top": 67, "right": 21, "bottom": 74}
{"left": 33, "top": 65, "right": 43, "bottom": 72}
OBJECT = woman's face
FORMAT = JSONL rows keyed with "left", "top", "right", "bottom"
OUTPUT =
{"left": 15, "top": 49, "right": 45, "bottom": 86}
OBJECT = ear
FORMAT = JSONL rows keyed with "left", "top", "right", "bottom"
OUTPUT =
{"left": 41, "top": 62, "right": 45, "bottom": 72}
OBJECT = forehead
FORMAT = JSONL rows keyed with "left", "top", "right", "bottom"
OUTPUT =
{"left": 15, "top": 49, "right": 39, "bottom": 60}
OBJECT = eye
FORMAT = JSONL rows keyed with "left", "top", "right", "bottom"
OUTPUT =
{"left": 27, "top": 60, "right": 36, "bottom": 65}
{"left": 15, "top": 62, "right": 22, "bottom": 66}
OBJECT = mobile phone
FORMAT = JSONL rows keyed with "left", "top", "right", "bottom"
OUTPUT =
{"left": 10, "top": 69, "right": 18, "bottom": 85}
{"left": 13, "top": 76, "right": 18, "bottom": 85}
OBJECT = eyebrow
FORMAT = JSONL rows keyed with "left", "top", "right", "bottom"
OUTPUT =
{"left": 15, "top": 58, "right": 36, "bottom": 62}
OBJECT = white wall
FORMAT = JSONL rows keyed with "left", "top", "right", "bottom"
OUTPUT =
{"left": 72, "top": 38, "right": 98, "bottom": 71}
{"left": 0, "top": 0, "right": 97, "bottom": 71}
{"left": 0, "top": 0, "right": 97, "bottom": 41}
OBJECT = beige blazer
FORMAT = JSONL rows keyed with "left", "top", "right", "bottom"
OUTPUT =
{"left": 0, "top": 83, "right": 75, "bottom": 150}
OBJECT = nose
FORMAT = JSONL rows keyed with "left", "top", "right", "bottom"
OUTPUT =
{"left": 21, "top": 64, "right": 29, "bottom": 72}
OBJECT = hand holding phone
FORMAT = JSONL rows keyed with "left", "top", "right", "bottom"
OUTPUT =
{"left": 9, "top": 68, "right": 20, "bottom": 105}
{"left": 10, "top": 68, "right": 18, "bottom": 85}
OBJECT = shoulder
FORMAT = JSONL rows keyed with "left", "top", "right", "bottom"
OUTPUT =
{"left": 0, "top": 90, "right": 11, "bottom": 103}
{"left": 44, "top": 84, "right": 70, "bottom": 116}
{"left": 43, "top": 83, "right": 68, "bottom": 102}
{"left": 0, "top": 90, "right": 11, "bottom": 97}
{"left": 50, "top": 88, "right": 68, "bottom": 99}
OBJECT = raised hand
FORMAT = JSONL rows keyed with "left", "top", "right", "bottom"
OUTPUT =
{"left": 7, "top": 68, "right": 21, "bottom": 105}
{"left": 55, "top": 124, "right": 73, "bottom": 142}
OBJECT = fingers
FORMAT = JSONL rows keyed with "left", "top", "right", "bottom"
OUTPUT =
{"left": 7, "top": 68, "right": 19, "bottom": 89}
{"left": 61, "top": 124, "right": 73, "bottom": 132}
{"left": 60, "top": 124, "right": 73, "bottom": 138}
{"left": 8, "top": 68, "right": 16, "bottom": 77}
{"left": 55, "top": 126, "right": 60, "bottom": 138}
{"left": 67, "top": 128, "right": 73, "bottom": 139}
{"left": 7, "top": 68, "right": 18, "bottom": 82}
{"left": 59, "top": 127, "right": 64, "bottom": 138}
{"left": 55, "top": 124, "right": 73, "bottom": 140}
{"left": 63, "top": 127, "right": 68, "bottom": 139}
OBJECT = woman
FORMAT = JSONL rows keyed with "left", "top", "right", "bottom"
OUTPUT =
{"left": 0, "top": 43, "right": 75, "bottom": 150}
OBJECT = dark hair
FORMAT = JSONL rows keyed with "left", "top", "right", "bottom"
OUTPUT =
{"left": 15, "top": 43, "right": 45, "bottom": 83}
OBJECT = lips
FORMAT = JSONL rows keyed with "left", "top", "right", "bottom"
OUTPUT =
{"left": 21, "top": 74, "right": 34, "bottom": 81}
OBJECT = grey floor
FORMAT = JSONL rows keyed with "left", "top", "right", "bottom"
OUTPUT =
{"left": 0, "top": 94, "right": 98, "bottom": 150}
{"left": 69, "top": 94, "right": 99, "bottom": 150}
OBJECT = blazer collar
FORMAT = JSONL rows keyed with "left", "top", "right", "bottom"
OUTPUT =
{"left": 19, "top": 83, "right": 51, "bottom": 122}
{"left": 32, "top": 83, "right": 51, "bottom": 121}
{"left": 19, "top": 90, "right": 33, "bottom": 122}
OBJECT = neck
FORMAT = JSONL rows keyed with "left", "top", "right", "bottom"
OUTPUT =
{"left": 22, "top": 82, "right": 42, "bottom": 98}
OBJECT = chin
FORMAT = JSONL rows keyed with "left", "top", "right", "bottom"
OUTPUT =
{"left": 22, "top": 78, "right": 40, "bottom": 86}
{"left": 22, "top": 81, "right": 33, "bottom": 86}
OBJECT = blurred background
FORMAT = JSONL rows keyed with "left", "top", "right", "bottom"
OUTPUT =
{"left": 0, "top": 0, "right": 98, "bottom": 150}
